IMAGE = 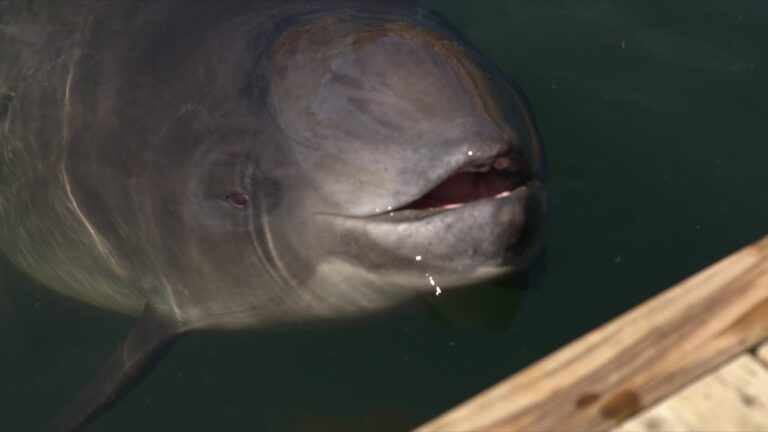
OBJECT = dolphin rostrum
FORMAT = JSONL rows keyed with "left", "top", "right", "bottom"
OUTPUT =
{"left": 0, "top": 1, "right": 547, "bottom": 430}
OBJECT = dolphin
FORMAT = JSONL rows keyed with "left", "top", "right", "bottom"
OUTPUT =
{"left": 0, "top": 1, "right": 547, "bottom": 430}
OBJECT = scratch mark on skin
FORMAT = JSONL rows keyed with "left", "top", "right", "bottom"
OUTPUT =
{"left": 243, "top": 163, "right": 288, "bottom": 294}
{"left": 259, "top": 187, "right": 298, "bottom": 289}
{"left": 61, "top": 80, "right": 118, "bottom": 270}
{"left": 59, "top": 15, "right": 126, "bottom": 279}
{"left": 159, "top": 275, "right": 183, "bottom": 323}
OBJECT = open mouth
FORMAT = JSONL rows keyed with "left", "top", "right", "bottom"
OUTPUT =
{"left": 397, "top": 151, "right": 530, "bottom": 212}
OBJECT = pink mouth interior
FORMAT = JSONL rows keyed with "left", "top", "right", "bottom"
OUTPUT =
{"left": 405, "top": 170, "right": 522, "bottom": 210}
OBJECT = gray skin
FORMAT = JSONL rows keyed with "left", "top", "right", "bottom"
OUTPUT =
{"left": 0, "top": 1, "right": 546, "bottom": 430}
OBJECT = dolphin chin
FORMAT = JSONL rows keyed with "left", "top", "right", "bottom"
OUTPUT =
{"left": 314, "top": 146, "right": 544, "bottom": 286}
{"left": 322, "top": 184, "right": 537, "bottom": 279}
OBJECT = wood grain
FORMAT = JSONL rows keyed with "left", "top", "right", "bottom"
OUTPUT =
{"left": 417, "top": 235, "right": 768, "bottom": 432}
{"left": 757, "top": 341, "right": 768, "bottom": 366}
{"left": 614, "top": 354, "right": 768, "bottom": 431}
{"left": 611, "top": 404, "right": 689, "bottom": 432}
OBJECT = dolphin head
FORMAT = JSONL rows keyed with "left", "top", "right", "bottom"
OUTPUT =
{"left": 0, "top": 3, "right": 546, "bottom": 328}
{"left": 0, "top": 5, "right": 549, "bottom": 428}
{"left": 253, "top": 15, "right": 547, "bottom": 317}
{"left": 98, "top": 9, "right": 547, "bottom": 326}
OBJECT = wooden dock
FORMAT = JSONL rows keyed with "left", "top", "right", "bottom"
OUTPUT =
{"left": 615, "top": 344, "right": 768, "bottom": 431}
{"left": 417, "top": 235, "right": 768, "bottom": 432}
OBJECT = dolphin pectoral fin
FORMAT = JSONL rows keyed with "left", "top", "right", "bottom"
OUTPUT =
{"left": 49, "top": 305, "right": 187, "bottom": 432}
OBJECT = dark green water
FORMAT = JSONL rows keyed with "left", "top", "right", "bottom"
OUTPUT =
{"left": 1, "top": 1, "right": 767, "bottom": 431}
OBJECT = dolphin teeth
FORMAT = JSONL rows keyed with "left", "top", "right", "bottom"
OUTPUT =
{"left": 463, "top": 152, "right": 525, "bottom": 174}
{"left": 462, "top": 162, "right": 492, "bottom": 172}
{"left": 440, "top": 202, "right": 465, "bottom": 210}
{"left": 390, "top": 151, "right": 531, "bottom": 213}
{"left": 492, "top": 155, "right": 513, "bottom": 171}
{"left": 463, "top": 156, "right": 510, "bottom": 173}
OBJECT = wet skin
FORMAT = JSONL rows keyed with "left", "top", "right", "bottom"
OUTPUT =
{"left": 0, "top": 1, "right": 546, "bottom": 429}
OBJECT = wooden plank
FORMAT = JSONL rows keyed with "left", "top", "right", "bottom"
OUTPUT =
{"left": 614, "top": 354, "right": 768, "bottom": 431}
{"left": 611, "top": 404, "right": 689, "bottom": 432}
{"left": 417, "top": 235, "right": 768, "bottom": 432}
{"left": 757, "top": 340, "right": 768, "bottom": 366}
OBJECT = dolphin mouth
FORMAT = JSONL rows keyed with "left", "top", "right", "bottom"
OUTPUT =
{"left": 318, "top": 149, "right": 544, "bottom": 275}
{"left": 387, "top": 151, "right": 531, "bottom": 217}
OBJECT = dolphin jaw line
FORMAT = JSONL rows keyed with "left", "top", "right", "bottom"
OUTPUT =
{"left": 394, "top": 152, "right": 530, "bottom": 213}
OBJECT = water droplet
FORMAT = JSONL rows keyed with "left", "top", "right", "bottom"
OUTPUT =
{"left": 426, "top": 272, "right": 442, "bottom": 295}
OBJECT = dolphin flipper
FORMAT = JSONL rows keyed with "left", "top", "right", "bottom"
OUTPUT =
{"left": 50, "top": 306, "right": 186, "bottom": 432}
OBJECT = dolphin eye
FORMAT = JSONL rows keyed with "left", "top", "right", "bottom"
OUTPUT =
{"left": 225, "top": 192, "right": 249, "bottom": 209}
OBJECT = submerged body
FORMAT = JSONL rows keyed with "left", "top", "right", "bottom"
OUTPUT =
{"left": 0, "top": 1, "right": 546, "bottom": 429}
